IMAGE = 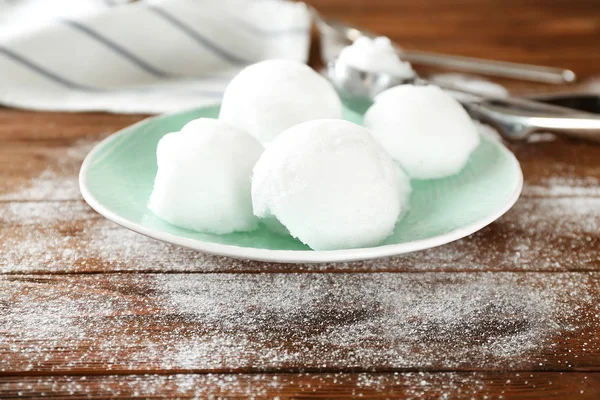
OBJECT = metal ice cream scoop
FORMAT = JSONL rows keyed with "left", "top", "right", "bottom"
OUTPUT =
{"left": 327, "top": 59, "right": 600, "bottom": 142}
{"left": 311, "top": 7, "right": 576, "bottom": 85}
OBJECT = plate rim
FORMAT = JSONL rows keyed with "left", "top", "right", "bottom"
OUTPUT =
{"left": 79, "top": 109, "right": 524, "bottom": 264}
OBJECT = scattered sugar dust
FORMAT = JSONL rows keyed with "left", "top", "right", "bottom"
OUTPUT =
{"left": 0, "top": 139, "right": 95, "bottom": 201}
{"left": 2, "top": 196, "right": 600, "bottom": 273}
{"left": 156, "top": 272, "right": 598, "bottom": 371}
{"left": 523, "top": 176, "right": 600, "bottom": 197}
{"left": 1, "top": 272, "right": 598, "bottom": 377}
{"left": 2, "top": 195, "right": 600, "bottom": 274}
{"left": 5, "top": 371, "right": 587, "bottom": 399}
{"left": 0, "top": 201, "right": 220, "bottom": 272}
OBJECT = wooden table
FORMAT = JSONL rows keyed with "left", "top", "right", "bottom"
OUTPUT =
{"left": 1, "top": 0, "right": 600, "bottom": 398}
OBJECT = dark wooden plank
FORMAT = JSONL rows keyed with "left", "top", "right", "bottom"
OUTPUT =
{"left": 511, "top": 139, "right": 600, "bottom": 198}
{"left": 0, "top": 110, "right": 146, "bottom": 141}
{"left": 1, "top": 196, "right": 599, "bottom": 274}
{"left": 1, "top": 372, "right": 599, "bottom": 399}
{"left": 1, "top": 272, "right": 598, "bottom": 374}
{"left": 0, "top": 140, "right": 96, "bottom": 202}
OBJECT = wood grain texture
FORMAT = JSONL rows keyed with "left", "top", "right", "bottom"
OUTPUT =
{"left": 1, "top": 196, "right": 599, "bottom": 273}
{"left": 1, "top": 0, "right": 600, "bottom": 397}
{"left": 1, "top": 273, "right": 599, "bottom": 374}
{"left": 1, "top": 372, "right": 599, "bottom": 399}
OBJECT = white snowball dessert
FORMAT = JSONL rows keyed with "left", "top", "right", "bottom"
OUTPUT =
{"left": 149, "top": 118, "right": 263, "bottom": 234}
{"left": 219, "top": 59, "right": 343, "bottom": 145}
{"left": 364, "top": 84, "right": 480, "bottom": 179}
{"left": 338, "top": 36, "right": 415, "bottom": 78}
{"left": 252, "top": 119, "right": 410, "bottom": 250}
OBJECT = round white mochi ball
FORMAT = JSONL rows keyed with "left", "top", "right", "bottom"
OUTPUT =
{"left": 149, "top": 118, "right": 263, "bottom": 234}
{"left": 219, "top": 59, "right": 343, "bottom": 144}
{"left": 252, "top": 119, "right": 409, "bottom": 250}
{"left": 364, "top": 85, "right": 480, "bottom": 179}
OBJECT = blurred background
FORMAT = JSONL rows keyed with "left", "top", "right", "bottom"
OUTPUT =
{"left": 309, "top": 0, "right": 600, "bottom": 78}
{"left": 3, "top": 0, "right": 598, "bottom": 73}
{"left": 0, "top": 0, "right": 598, "bottom": 115}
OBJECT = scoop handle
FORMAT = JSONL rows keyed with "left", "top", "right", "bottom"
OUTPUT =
{"left": 464, "top": 100, "right": 600, "bottom": 142}
{"left": 424, "top": 79, "right": 600, "bottom": 142}
{"left": 401, "top": 50, "right": 575, "bottom": 85}
{"left": 312, "top": 8, "right": 576, "bottom": 85}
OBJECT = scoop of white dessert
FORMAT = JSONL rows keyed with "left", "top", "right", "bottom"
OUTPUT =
{"left": 338, "top": 36, "right": 415, "bottom": 78}
{"left": 219, "top": 59, "right": 343, "bottom": 145}
{"left": 364, "top": 84, "right": 480, "bottom": 179}
{"left": 149, "top": 118, "right": 263, "bottom": 234}
{"left": 252, "top": 119, "right": 411, "bottom": 250}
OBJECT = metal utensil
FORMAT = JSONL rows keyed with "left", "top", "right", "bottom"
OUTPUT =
{"left": 464, "top": 99, "right": 600, "bottom": 142}
{"left": 327, "top": 60, "right": 600, "bottom": 142}
{"left": 527, "top": 92, "right": 600, "bottom": 114}
{"left": 312, "top": 8, "right": 576, "bottom": 85}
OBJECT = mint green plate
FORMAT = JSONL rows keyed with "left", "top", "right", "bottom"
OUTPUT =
{"left": 80, "top": 105, "right": 522, "bottom": 263}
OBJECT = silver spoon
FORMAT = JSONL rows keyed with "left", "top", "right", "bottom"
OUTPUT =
{"left": 327, "top": 60, "right": 600, "bottom": 142}
{"left": 311, "top": 7, "right": 576, "bottom": 85}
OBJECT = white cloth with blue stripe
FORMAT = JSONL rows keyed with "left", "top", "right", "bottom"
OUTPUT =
{"left": 0, "top": 0, "right": 311, "bottom": 113}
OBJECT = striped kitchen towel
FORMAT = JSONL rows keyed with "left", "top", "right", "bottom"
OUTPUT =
{"left": 0, "top": 0, "right": 311, "bottom": 114}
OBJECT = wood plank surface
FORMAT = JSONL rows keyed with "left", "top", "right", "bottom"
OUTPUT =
{"left": 2, "top": 196, "right": 599, "bottom": 273}
{"left": 1, "top": 273, "right": 599, "bottom": 374}
{"left": 1, "top": 372, "right": 599, "bottom": 399}
{"left": 1, "top": 0, "right": 600, "bottom": 397}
